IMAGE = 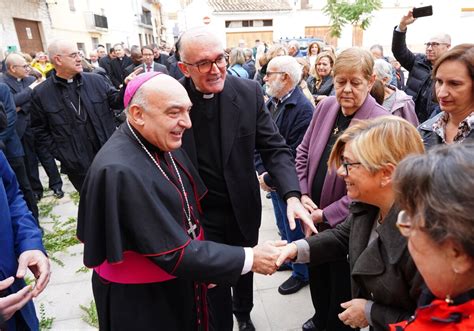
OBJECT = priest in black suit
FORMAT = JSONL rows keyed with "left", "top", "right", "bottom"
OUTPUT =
{"left": 178, "top": 27, "right": 315, "bottom": 331}
{"left": 77, "top": 72, "right": 285, "bottom": 331}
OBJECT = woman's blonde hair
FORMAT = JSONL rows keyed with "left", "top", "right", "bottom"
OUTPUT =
{"left": 311, "top": 51, "right": 336, "bottom": 80}
{"left": 328, "top": 116, "right": 424, "bottom": 173}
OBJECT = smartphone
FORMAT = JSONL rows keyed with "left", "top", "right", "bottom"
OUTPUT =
{"left": 412, "top": 5, "right": 433, "bottom": 18}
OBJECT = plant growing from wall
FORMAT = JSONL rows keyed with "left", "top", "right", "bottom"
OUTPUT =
{"left": 323, "top": 0, "right": 382, "bottom": 37}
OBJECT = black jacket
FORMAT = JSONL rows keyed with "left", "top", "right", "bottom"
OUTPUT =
{"left": 392, "top": 27, "right": 436, "bottom": 123}
{"left": 418, "top": 112, "right": 474, "bottom": 150}
{"left": 109, "top": 56, "right": 133, "bottom": 88}
{"left": 0, "top": 73, "right": 36, "bottom": 138}
{"left": 181, "top": 75, "right": 300, "bottom": 242}
{"left": 30, "top": 71, "right": 123, "bottom": 175}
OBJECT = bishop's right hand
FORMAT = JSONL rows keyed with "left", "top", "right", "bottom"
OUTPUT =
{"left": 251, "top": 240, "right": 287, "bottom": 275}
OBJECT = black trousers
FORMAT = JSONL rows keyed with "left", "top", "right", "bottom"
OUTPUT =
{"left": 309, "top": 259, "right": 352, "bottom": 331}
{"left": 22, "top": 126, "right": 62, "bottom": 194}
{"left": 201, "top": 205, "right": 257, "bottom": 331}
{"left": 7, "top": 156, "right": 39, "bottom": 223}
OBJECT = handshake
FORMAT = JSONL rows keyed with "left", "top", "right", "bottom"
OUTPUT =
{"left": 250, "top": 240, "right": 299, "bottom": 275}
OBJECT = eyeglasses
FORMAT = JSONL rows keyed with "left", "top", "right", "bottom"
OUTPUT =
{"left": 182, "top": 55, "right": 227, "bottom": 73}
{"left": 424, "top": 42, "right": 449, "bottom": 48}
{"left": 265, "top": 71, "right": 286, "bottom": 77}
{"left": 58, "top": 52, "right": 82, "bottom": 59}
{"left": 396, "top": 210, "right": 413, "bottom": 237}
{"left": 340, "top": 158, "right": 361, "bottom": 176}
{"left": 13, "top": 64, "right": 30, "bottom": 70}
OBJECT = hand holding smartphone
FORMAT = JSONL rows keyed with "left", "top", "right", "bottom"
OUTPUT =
{"left": 412, "top": 5, "right": 433, "bottom": 18}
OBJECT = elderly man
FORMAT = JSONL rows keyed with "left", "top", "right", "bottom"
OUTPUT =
{"left": 77, "top": 72, "right": 284, "bottom": 331}
{"left": 177, "top": 27, "right": 314, "bottom": 331}
{"left": 258, "top": 55, "right": 313, "bottom": 295}
{"left": 392, "top": 9, "right": 451, "bottom": 122}
{"left": 30, "top": 40, "right": 138, "bottom": 192}
{"left": 0, "top": 53, "right": 64, "bottom": 202}
{"left": 0, "top": 150, "right": 50, "bottom": 330}
{"left": 0, "top": 82, "right": 39, "bottom": 221}
{"left": 88, "top": 50, "right": 99, "bottom": 68}
{"left": 288, "top": 40, "right": 303, "bottom": 57}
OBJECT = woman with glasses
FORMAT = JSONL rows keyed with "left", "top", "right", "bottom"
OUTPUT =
{"left": 281, "top": 116, "right": 425, "bottom": 331}
{"left": 418, "top": 44, "right": 474, "bottom": 148}
{"left": 390, "top": 143, "right": 474, "bottom": 330}
{"left": 295, "top": 47, "right": 389, "bottom": 331}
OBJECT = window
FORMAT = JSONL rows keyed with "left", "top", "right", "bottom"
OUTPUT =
{"left": 91, "top": 37, "right": 99, "bottom": 50}
{"left": 225, "top": 19, "right": 272, "bottom": 29}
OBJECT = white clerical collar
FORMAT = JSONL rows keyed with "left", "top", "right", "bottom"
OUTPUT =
{"left": 203, "top": 93, "right": 214, "bottom": 99}
{"left": 67, "top": 78, "right": 74, "bottom": 83}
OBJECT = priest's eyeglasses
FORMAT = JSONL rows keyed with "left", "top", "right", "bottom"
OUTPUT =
{"left": 13, "top": 64, "right": 30, "bottom": 70}
{"left": 340, "top": 158, "right": 361, "bottom": 176}
{"left": 182, "top": 55, "right": 227, "bottom": 73}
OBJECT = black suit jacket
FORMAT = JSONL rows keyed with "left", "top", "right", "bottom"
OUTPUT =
{"left": 181, "top": 75, "right": 300, "bottom": 241}
{"left": 109, "top": 56, "right": 133, "bottom": 88}
{"left": 0, "top": 73, "right": 36, "bottom": 138}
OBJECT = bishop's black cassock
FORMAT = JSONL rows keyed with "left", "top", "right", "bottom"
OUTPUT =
{"left": 77, "top": 123, "right": 246, "bottom": 330}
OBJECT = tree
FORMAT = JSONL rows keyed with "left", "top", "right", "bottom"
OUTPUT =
{"left": 323, "top": 0, "right": 382, "bottom": 38}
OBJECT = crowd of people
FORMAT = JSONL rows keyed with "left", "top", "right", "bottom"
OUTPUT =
{"left": 0, "top": 8, "right": 473, "bottom": 331}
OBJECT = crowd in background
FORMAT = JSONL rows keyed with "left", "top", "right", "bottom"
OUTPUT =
{"left": 0, "top": 7, "right": 473, "bottom": 331}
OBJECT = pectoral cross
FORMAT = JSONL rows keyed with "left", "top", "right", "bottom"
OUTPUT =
{"left": 333, "top": 126, "right": 339, "bottom": 135}
{"left": 187, "top": 222, "right": 198, "bottom": 239}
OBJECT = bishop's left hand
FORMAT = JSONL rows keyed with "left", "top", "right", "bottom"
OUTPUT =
{"left": 286, "top": 197, "right": 317, "bottom": 235}
{"left": 338, "top": 299, "right": 369, "bottom": 329}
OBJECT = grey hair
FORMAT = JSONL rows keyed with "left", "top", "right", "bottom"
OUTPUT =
{"left": 124, "top": 86, "right": 149, "bottom": 116}
{"left": 373, "top": 58, "right": 393, "bottom": 82}
{"left": 268, "top": 55, "right": 302, "bottom": 88}
{"left": 5, "top": 53, "right": 24, "bottom": 67}
{"left": 370, "top": 44, "right": 384, "bottom": 55}
{"left": 288, "top": 40, "right": 300, "bottom": 50}
{"left": 394, "top": 143, "right": 474, "bottom": 258}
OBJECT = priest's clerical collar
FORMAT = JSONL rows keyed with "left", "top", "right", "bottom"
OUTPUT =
{"left": 55, "top": 75, "right": 76, "bottom": 84}
{"left": 189, "top": 80, "right": 214, "bottom": 100}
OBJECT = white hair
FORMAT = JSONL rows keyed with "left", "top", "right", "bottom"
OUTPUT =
{"left": 268, "top": 55, "right": 302, "bottom": 88}
{"left": 373, "top": 58, "right": 393, "bottom": 82}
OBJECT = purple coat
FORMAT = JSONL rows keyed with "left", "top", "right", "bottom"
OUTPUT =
{"left": 295, "top": 95, "right": 389, "bottom": 227}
